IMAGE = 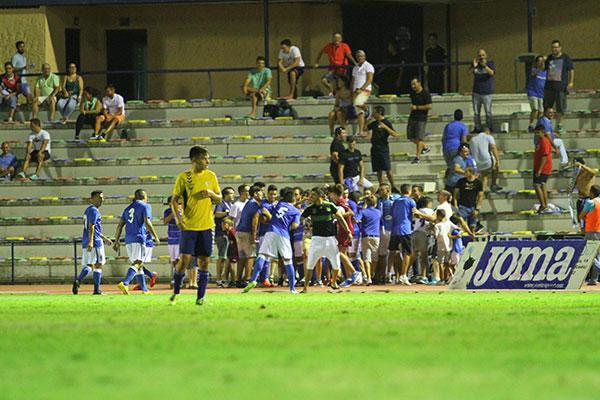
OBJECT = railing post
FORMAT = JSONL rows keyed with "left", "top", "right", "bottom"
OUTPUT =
{"left": 264, "top": 0, "right": 270, "bottom": 66}
{"left": 277, "top": 68, "right": 280, "bottom": 98}
{"left": 208, "top": 71, "right": 214, "bottom": 101}
{"left": 11, "top": 241, "right": 15, "bottom": 285}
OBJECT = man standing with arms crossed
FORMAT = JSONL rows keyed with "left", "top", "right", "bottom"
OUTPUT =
{"left": 169, "top": 146, "right": 222, "bottom": 306}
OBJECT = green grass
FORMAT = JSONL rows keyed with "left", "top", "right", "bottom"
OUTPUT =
{"left": 1, "top": 292, "right": 600, "bottom": 399}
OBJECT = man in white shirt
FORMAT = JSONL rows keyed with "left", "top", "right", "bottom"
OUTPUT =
{"left": 92, "top": 84, "right": 125, "bottom": 141}
{"left": 17, "top": 118, "right": 50, "bottom": 180}
{"left": 278, "top": 39, "right": 305, "bottom": 100}
{"left": 229, "top": 184, "right": 250, "bottom": 230}
{"left": 11, "top": 41, "right": 34, "bottom": 103}
{"left": 351, "top": 50, "right": 374, "bottom": 135}
{"left": 469, "top": 126, "right": 502, "bottom": 191}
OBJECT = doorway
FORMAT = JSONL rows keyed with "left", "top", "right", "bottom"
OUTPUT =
{"left": 106, "top": 29, "right": 147, "bottom": 100}
{"left": 65, "top": 29, "right": 80, "bottom": 71}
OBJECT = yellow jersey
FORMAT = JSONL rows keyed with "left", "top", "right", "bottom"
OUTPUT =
{"left": 173, "top": 169, "right": 221, "bottom": 231}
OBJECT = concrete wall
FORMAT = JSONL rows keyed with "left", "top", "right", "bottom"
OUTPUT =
{"left": 423, "top": 0, "right": 600, "bottom": 94}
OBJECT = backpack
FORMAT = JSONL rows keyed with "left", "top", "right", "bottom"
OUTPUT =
{"left": 262, "top": 99, "right": 298, "bottom": 119}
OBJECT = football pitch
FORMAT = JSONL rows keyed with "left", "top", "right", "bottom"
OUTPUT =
{"left": 1, "top": 291, "right": 599, "bottom": 399}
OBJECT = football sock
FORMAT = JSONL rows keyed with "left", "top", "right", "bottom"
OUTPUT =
{"left": 352, "top": 259, "right": 361, "bottom": 273}
{"left": 123, "top": 266, "right": 137, "bottom": 286}
{"left": 296, "top": 262, "right": 304, "bottom": 280}
{"left": 136, "top": 271, "right": 148, "bottom": 292}
{"left": 259, "top": 260, "right": 270, "bottom": 281}
{"left": 197, "top": 270, "right": 209, "bottom": 300}
{"left": 250, "top": 256, "right": 266, "bottom": 283}
{"left": 173, "top": 271, "right": 185, "bottom": 294}
{"left": 143, "top": 267, "right": 153, "bottom": 278}
{"left": 285, "top": 264, "right": 295, "bottom": 291}
{"left": 92, "top": 268, "right": 102, "bottom": 293}
{"left": 77, "top": 266, "right": 91, "bottom": 282}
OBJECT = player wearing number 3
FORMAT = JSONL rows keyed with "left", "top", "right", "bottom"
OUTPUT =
{"left": 113, "top": 189, "right": 160, "bottom": 295}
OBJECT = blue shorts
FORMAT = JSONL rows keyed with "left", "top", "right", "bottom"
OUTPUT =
{"left": 179, "top": 229, "right": 213, "bottom": 257}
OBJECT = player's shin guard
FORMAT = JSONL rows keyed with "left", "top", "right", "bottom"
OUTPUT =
{"left": 249, "top": 255, "right": 266, "bottom": 283}
{"left": 136, "top": 271, "right": 148, "bottom": 292}
{"left": 92, "top": 268, "right": 102, "bottom": 293}
{"left": 285, "top": 264, "right": 295, "bottom": 291}
{"left": 173, "top": 271, "right": 185, "bottom": 294}
{"left": 197, "top": 270, "right": 209, "bottom": 300}
{"left": 77, "top": 266, "right": 91, "bottom": 282}
{"left": 123, "top": 266, "right": 137, "bottom": 286}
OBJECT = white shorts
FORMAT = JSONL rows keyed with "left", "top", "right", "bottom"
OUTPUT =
{"left": 82, "top": 246, "right": 105, "bottom": 266}
{"left": 345, "top": 175, "right": 374, "bottom": 192}
{"left": 528, "top": 96, "right": 543, "bottom": 112}
{"left": 450, "top": 251, "right": 461, "bottom": 266}
{"left": 168, "top": 244, "right": 180, "bottom": 262}
{"left": 306, "top": 236, "right": 340, "bottom": 271}
{"left": 144, "top": 246, "right": 153, "bottom": 263}
{"left": 377, "top": 230, "right": 391, "bottom": 257}
{"left": 293, "top": 241, "right": 304, "bottom": 258}
{"left": 258, "top": 231, "right": 293, "bottom": 261}
{"left": 235, "top": 231, "right": 257, "bottom": 258}
{"left": 38, "top": 95, "right": 54, "bottom": 105}
{"left": 348, "top": 237, "right": 361, "bottom": 255}
{"left": 437, "top": 249, "right": 450, "bottom": 264}
{"left": 126, "top": 243, "right": 146, "bottom": 263}
{"left": 354, "top": 91, "right": 369, "bottom": 109}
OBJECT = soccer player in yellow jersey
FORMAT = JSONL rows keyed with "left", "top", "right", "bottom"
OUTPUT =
{"left": 169, "top": 146, "right": 222, "bottom": 306}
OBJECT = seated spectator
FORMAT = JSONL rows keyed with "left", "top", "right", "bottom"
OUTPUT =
{"left": 351, "top": 50, "right": 375, "bottom": 135}
{"left": 469, "top": 126, "right": 502, "bottom": 191}
{"left": 0, "top": 141, "right": 18, "bottom": 179}
{"left": 278, "top": 39, "right": 305, "bottom": 100}
{"left": 313, "top": 32, "right": 356, "bottom": 96}
{"left": 242, "top": 56, "right": 272, "bottom": 119}
{"left": 328, "top": 75, "right": 354, "bottom": 135}
{"left": 339, "top": 135, "right": 373, "bottom": 192}
{"left": 32, "top": 63, "right": 60, "bottom": 121}
{"left": 17, "top": 118, "right": 51, "bottom": 180}
{"left": 442, "top": 109, "right": 467, "bottom": 168}
{"left": 92, "top": 84, "right": 125, "bottom": 141}
{"left": 11, "top": 41, "right": 34, "bottom": 104}
{"left": 445, "top": 143, "right": 477, "bottom": 193}
{"left": 1, "top": 62, "right": 21, "bottom": 123}
{"left": 75, "top": 87, "right": 103, "bottom": 140}
{"left": 57, "top": 63, "right": 84, "bottom": 123}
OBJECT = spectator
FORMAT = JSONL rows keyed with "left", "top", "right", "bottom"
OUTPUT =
{"left": 537, "top": 107, "right": 568, "bottom": 167}
{"left": 330, "top": 126, "right": 347, "bottom": 185}
{"left": 368, "top": 106, "right": 400, "bottom": 188}
{"left": 11, "top": 41, "right": 33, "bottom": 104}
{"left": 92, "top": 84, "right": 125, "bottom": 141}
{"left": 314, "top": 32, "right": 356, "bottom": 96}
{"left": 32, "top": 63, "right": 60, "bottom": 121}
{"left": 234, "top": 186, "right": 263, "bottom": 287}
{"left": 328, "top": 76, "right": 354, "bottom": 135}
{"left": 408, "top": 77, "right": 432, "bottom": 164}
{"left": 570, "top": 158, "right": 597, "bottom": 231}
{"left": 430, "top": 208, "right": 458, "bottom": 285}
{"left": 533, "top": 124, "right": 552, "bottom": 213}
{"left": 214, "top": 187, "right": 234, "bottom": 287}
{"left": 425, "top": 33, "right": 446, "bottom": 94}
{"left": 1, "top": 62, "right": 21, "bottom": 123}
{"left": 453, "top": 166, "right": 484, "bottom": 233}
{"left": 330, "top": 185, "right": 360, "bottom": 288}
{"left": 412, "top": 196, "right": 434, "bottom": 284}
{"left": 390, "top": 184, "right": 418, "bottom": 285}
{"left": 242, "top": 56, "right": 272, "bottom": 119}
{"left": 469, "top": 49, "right": 495, "bottom": 132}
{"left": 254, "top": 185, "right": 278, "bottom": 287}
{"left": 469, "top": 126, "right": 502, "bottom": 191}
{"left": 374, "top": 184, "right": 394, "bottom": 283}
{"left": 442, "top": 109, "right": 468, "bottom": 168}
{"left": 527, "top": 56, "right": 546, "bottom": 132}
{"left": 0, "top": 141, "right": 18, "bottom": 179}
{"left": 222, "top": 217, "right": 239, "bottom": 286}
{"left": 57, "top": 63, "right": 84, "bottom": 123}
{"left": 357, "top": 195, "right": 382, "bottom": 286}
{"left": 446, "top": 143, "right": 477, "bottom": 193}
{"left": 544, "top": 40, "right": 574, "bottom": 133}
{"left": 17, "top": 118, "right": 50, "bottom": 180}
{"left": 75, "top": 87, "right": 103, "bottom": 140}
{"left": 448, "top": 214, "right": 464, "bottom": 279}
{"left": 339, "top": 135, "right": 373, "bottom": 192}
{"left": 351, "top": 50, "right": 374, "bottom": 135}
{"left": 578, "top": 185, "right": 600, "bottom": 285}
{"left": 375, "top": 41, "right": 402, "bottom": 95}
{"left": 229, "top": 184, "right": 250, "bottom": 230}
{"left": 411, "top": 184, "right": 423, "bottom": 203}
{"left": 278, "top": 39, "right": 305, "bottom": 100}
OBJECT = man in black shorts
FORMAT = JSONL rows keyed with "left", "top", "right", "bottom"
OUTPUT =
{"left": 368, "top": 106, "right": 400, "bottom": 188}
{"left": 543, "top": 40, "right": 574, "bottom": 133}
{"left": 408, "top": 77, "right": 432, "bottom": 164}
{"left": 330, "top": 126, "right": 346, "bottom": 184}
{"left": 339, "top": 135, "right": 373, "bottom": 192}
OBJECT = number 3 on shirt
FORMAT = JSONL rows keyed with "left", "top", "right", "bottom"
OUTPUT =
{"left": 127, "top": 208, "right": 135, "bottom": 223}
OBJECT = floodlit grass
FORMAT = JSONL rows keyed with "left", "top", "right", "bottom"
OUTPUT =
{"left": 1, "top": 292, "right": 599, "bottom": 399}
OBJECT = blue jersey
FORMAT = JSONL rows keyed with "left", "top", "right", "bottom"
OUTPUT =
{"left": 348, "top": 199, "right": 360, "bottom": 238}
{"left": 83, "top": 205, "right": 102, "bottom": 248}
{"left": 236, "top": 198, "right": 260, "bottom": 233}
{"left": 163, "top": 208, "right": 181, "bottom": 245}
{"left": 527, "top": 68, "right": 546, "bottom": 98}
{"left": 122, "top": 201, "right": 152, "bottom": 244}
{"left": 357, "top": 206, "right": 382, "bottom": 237}
{"left": 266, "top": 201, "right": 301, "bottom": 240}
{"left": 214, "top": 201, "right": 232, "bottom": 237}
{"left": 258, "top": 200, "right": 277, "bottom": 237}
{"left": 535, "top": 116, "right": 554, "bottom": 144}
{"left": 391, "top": 196, "right": 417, "bottom": 236}
{"left": 378, "top": 196, "right": 394, "bottom": 231}
{"left": 452, "top": 228, "right": 464, "bottom": 254}
{"left": 292, "top": 203, "right": 306, "bottom": 242}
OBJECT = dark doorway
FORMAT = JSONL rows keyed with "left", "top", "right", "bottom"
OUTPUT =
{"left": 106, "top": 30, "right": 147, "bottom": 100}
{"left": 342, "top": 3, "right": 423, "bottom": 95}
{"left": 65, "top": 29, "right": 80, "bottom": 71}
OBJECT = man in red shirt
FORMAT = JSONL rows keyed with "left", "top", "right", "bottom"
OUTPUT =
{"left": 1, "top": 62, "right": 21, "bottom": 122}
{"left": 329, "top": 184, "right": 361, "bottom": 286}
{"left": 533, "top": 124, "right": 552, "bottom": 213}
{"left": 314, "top": 33, "right": 357, "bottom": 96}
